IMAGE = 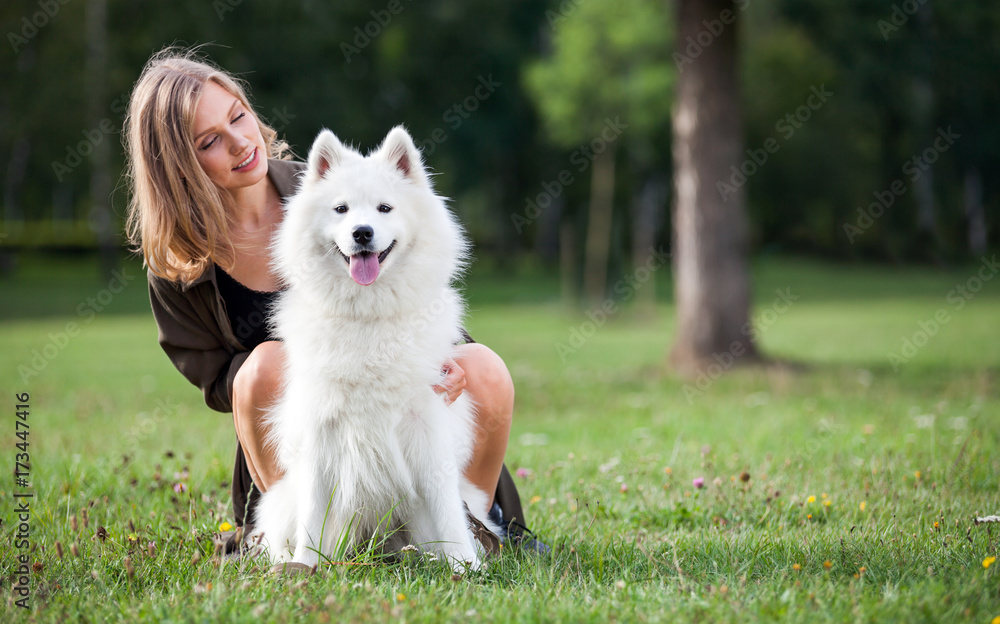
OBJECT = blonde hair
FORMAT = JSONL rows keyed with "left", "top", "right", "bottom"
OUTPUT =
{"left": 123, "top": 47, "right": 290, "bottom": 283}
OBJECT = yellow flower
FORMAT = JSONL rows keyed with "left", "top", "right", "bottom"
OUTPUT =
{"left": 530, "top": 495, "right": 542, "bottom": 505}
{"left": 859, "top": 501, "right": 866, "bottom": 511}
{"left": 823, "top": 500, "right": 831, "bottom": 507}
{"left": 396, "top": 593, "right": 406, "bottom": 602}
{"left": 807, "top": 496, "right": 816, "bottom": 504}
{"left": 984, "top": 556, "right": 997, "bottom": 569}
{"left": 807, "top": 514, "right": 813, "bottom": 520}
{"left": 914, "top": 470, "right": 921, "bottom": 479}
{"left": 991, "top": 617, "right": 1000, "bottom": 624}
{"left": 821, "top": 493, "right": 828, "bottom": 499}
{"left": 792, "top": 563, "right": 801, "bottom": 571}
{"left": 823, "top": 560, "right": 832, "bottom": 570}
{"left": 218, "top": 522, "right": 233, "bottom": 532}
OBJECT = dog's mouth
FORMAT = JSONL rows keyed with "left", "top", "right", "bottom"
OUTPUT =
{"left": 336, "top": 240, "right": 396, "bottom": 286}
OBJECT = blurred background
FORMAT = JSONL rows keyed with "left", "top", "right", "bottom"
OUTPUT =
{"left": 0, "top": 0, "right": 997, "bottom": 299}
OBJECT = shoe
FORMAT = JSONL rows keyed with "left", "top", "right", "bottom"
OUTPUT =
{"left": 220, "top": 523, "right": 253, "bottom": 555}
{"left": 488, "top": 502, "right": 551, "bottom": 554}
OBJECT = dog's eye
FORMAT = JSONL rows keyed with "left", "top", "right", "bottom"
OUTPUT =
{"left": 378, "top": 204, "right": 393, "bottom": 214}
{"left": 334, "top": 204, "right": 348, "bottom": 214}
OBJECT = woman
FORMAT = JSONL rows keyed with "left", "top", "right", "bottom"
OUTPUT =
{"left": 123, "top": 48, "right": 532, "bottom": 549}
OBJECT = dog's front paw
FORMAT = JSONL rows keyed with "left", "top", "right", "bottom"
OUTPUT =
{"left": 451, "top": 557, "right": 487, "bottom": 574}
{"left": 444, "top": 550, "right": 483, "bottom": 574}
{"left": 290, "top": 545, "right": 321, "bottom": 569}
{"left": 258, "top": 539, "right": 295, "bottom": 565}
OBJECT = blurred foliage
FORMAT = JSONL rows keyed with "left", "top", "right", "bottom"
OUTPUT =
{"left": 0, "top": 0, "right": 998, "bottom": 272}
{"left": 524, "top": 0, "right": 674, "bottom": 145}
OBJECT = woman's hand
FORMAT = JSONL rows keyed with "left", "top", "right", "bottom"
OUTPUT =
{"left": 432, "top": 358, "right": 466, "bottom": 405}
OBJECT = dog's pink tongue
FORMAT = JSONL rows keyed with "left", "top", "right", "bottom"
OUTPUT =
{"left": 349, "top": 253, "right": 380, "bottom": 285}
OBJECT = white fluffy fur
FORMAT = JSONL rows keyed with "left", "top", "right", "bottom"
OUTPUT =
{"left": 253, "top": 126, "right": 497, "bottom": 571}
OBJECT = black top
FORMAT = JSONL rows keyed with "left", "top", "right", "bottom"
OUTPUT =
{"left": 215, "top": 268, "right": 281, "bottom": 349}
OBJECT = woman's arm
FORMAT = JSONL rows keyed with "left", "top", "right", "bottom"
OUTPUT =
{"left": 148, "top": 271, "right": 248, "bottom": 412}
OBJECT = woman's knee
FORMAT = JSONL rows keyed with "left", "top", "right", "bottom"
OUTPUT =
{"left": 233, "top": 341, "right": 286, "bottom": 416}
{"left": 459, "top": 343, "right": 515, "bottom": 425}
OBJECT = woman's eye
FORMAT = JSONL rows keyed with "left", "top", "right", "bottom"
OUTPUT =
{"left": 232, "top": 112, "right": 245, "bottom": 124}
{"left": 378, "top": 204, "right": 392, "bottom": 213}
{"left": 199, "top": 137, "right": 217, "bottom": 151}
{"left": 334, "top": 204, "right": 348, "bottom": 214}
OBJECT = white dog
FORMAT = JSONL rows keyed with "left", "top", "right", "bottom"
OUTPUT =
{"left": 253, "top": 127, "right": 497, "bottom": 571}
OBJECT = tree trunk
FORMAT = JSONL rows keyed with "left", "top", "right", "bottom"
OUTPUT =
{"left": 4, "top": 138, "right": 31, "bottom": 223}
{"left": 583, "top": 142, "right": 617, "bottom": 305}
{"left": 493, "top": 153, "right": 516, "bottom": 271}
{"left": 86, "top": 0, "right": 117, "bottom": 274}
{"left": 912, "top": 0, "right": 939, "bottom": 255}
{"left": 535, "top": 195, "right": 562, "bottom": 262}
{"left": 964, "top": 167, "right": 987, "bottom": 255}
{"left": 669, "top": 0, "right": 759, "bottom": 374}
{"left": 560, "top": 219, "right": 577, "bottom": 307}
{"left": 632, "top": 175, "right": 668, "bottom": 312}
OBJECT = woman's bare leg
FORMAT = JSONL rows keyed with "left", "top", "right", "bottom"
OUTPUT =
{"left": 231, "top": 340, "right": 286, "bottom": 493}
{"left": 452, "top": 343, "right": 515, "bottom": 515}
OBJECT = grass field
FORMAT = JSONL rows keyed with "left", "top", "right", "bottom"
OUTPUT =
{"left": 2, "top": 252, "right": 999, "bottom": 622}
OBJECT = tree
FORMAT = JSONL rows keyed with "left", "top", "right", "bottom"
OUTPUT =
{"left": 668, "top": 0, "right": 759, "bottom": 374}
{"left": 86, "top": 0, "right": 117, "bottom": 273}
{"left": 524, "top": 0, "right": 673, "bottom": 304}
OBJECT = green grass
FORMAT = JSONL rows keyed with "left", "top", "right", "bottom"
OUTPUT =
{"left": 2, "top": 252, "right": 999, "bottom": 622}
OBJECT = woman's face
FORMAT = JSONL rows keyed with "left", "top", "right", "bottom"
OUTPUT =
{"left": 191, "top": 80, "right": 268, "bottom": 192}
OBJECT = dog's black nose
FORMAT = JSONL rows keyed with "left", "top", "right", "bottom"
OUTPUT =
{"left": 353, "top": 225, "right": 374, "bottom": 245}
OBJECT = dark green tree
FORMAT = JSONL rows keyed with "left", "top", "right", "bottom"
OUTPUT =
{"left": 524, "top": 0, "right": 673, "bottom": 304}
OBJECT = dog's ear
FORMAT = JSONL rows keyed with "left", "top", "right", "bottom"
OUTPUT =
{"left": 305, "top": 129, "right": 348, "bottom": 184}
{"left": 376, "top": 126, "right": 428, "bottom": 187}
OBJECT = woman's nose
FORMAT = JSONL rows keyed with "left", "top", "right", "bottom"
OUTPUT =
{"left": 227, "top": 129, "right": 249, "bottom": 154}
